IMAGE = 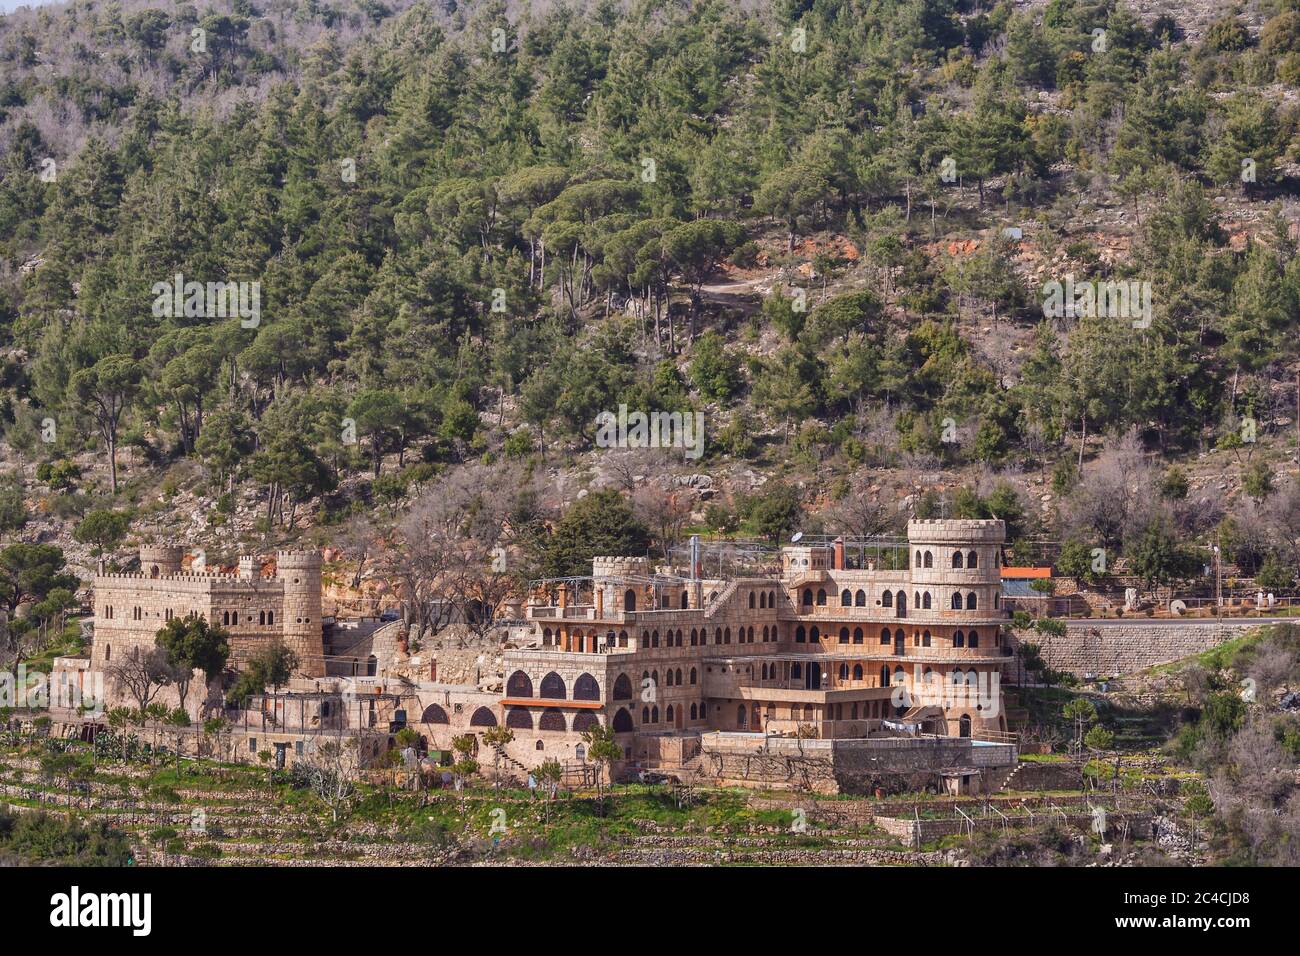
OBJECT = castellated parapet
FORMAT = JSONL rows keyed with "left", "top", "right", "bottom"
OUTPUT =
{"left": 90, "top": 546, "right": 326, "bottom": 713}
{"left": 592, "top": 556, "right": 650, "bottom": 578}
{"left": 906, "top": 519, "right": 1006, "bottom": 546}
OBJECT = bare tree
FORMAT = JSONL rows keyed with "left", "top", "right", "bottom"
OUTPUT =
{"left": 107, "top": 646, "right": 176, "bottom": 712}
{"left": 632, "top": 483, "right": 692, "bottom": 562}
{"left": 301, "top": 738, "right": 360, "bottom": 824}
{"left": 820, "top": 479, "right": 904, "bottom": 540}
{"left": 376, "top": 463, "right": 546, "bottom": 642}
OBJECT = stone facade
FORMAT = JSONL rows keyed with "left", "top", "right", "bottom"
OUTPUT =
{"left": 473, "top": 519, "right": 1014, "bottom": 777}
{"left": 88, "top": 546, "right": 326, "bottom": 715}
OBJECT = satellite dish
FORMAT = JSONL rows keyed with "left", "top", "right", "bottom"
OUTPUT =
{"left": 1169, "top": 600, "right": 1187, "bottom": 616}
{"left": 791, "top": 532, "right": 803, "bottom": 543}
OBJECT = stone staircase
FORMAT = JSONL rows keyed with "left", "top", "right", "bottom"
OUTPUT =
{"left": 491, "top": 743, "right": 529, "bottom": 778}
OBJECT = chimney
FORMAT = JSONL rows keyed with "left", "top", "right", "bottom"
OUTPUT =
{"left": 833, "top": 537, "right": 845, "bottom": 570}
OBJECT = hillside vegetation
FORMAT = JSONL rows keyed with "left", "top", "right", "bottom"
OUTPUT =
{"left": 0, "top": 0, "right": 1299, "bottom": 645}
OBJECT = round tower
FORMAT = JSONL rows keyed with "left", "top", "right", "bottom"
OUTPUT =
{"left": 139, "top": 546, "right": 184, "bottom": 578}
{"left": 592, "top": 556, "right": 650, "bottom": 614}
{"left": 276, "top": 550, "right": 324, "bottom": 677}
{"left": 906, "top": 519, "right": 1006, "bottom": 617}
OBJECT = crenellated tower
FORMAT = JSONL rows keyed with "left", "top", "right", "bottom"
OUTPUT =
{"left": 275, "top": 550, "right": 324, "bottom": 677}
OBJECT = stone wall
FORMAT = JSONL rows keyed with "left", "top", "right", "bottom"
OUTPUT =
{"left": 1009, "top": 619, "right": 1269, "bottom": 679}
{"left": 696, "top": 734, "right": 1016, "bottom": 795}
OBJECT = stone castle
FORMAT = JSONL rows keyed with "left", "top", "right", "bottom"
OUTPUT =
{"left": 486, "top": 518, "right": 1011, "bottom": 757}
{"left": 67, "top": 520, "right": 1017, "bottom": 792}
{"left": 90, "top": 546, "right": 325, "bottom": 689}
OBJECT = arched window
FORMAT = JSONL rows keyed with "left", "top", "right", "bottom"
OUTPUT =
{"left": 574, "top": 673, "right": 600, "bottom": 700}
{"left": 841, "top": 589, "right": 852, "bottom": 606}
{"left": 624, "top": 589, "right": 636, "bottom": 611}
{"left": 540, "top": 672, "right": 566, "bottom": 699}
{"left": 791, "top": 663, "right": 803, "bottom": 679}
{"left": 506, "top": 707, "right": 533, "bottom": 730}
{"left": 952, "top": 592, "right": 962, "bottom": 610}
{"left": 954, "top": 630, "right": 965, "bottom": 648}
{"left": 769, "top": 591, "right": 776, "bottom": 607}
{"left": 967, "top": 592, "right": 977, "bottom": 610}
{"left": 749, "top": 591, "right": 756, "bottom": 608}
{"left": 915, "top": 550, "right": 922, "bottom": 566}
{"left": 666, "top": 704, "right": 675, "bottom": 724}
{"left": 724, "top": 627, "right": 731, "bottom": 644}
{"left": 613, "top": 674, "right": 633, "bottom": 700}
{"left": 573, "top": 712, "right": 598, "bottom": 734}
{"left": 855, "top": 589, "right": 866, "bottom": 606}
{"left": 506, "top": 671, "right": 533, "bottom": 697}
{"left": 923, "top": 592, "right": 932, "bottom": 609}
{"left": 839, "top": 627, "right": 849, "bottom": 644}
{"left": 796, "top": 626, "right": 806, "bottom": 643}
{"left": 539, "top": 708, "right": 566, "bottom": 732}
{"left": 853, "top": 664, "right": 864, "bottom": 680}
{"left": 810, "top": 626, "right": 820, "bottom": 643}
{"left": 968, "top": 629, "right": 979, "bottom": 648}
{"left": 923, "top": 551, "right": 933, "bottom": 568}
{"left": 882, "top": 590, "right": 893, "bottom": 608}
{"left": 736, "top": 705, "right": 747, "bottom": 729}
{"left": 968, "top": 551, "right": 978, "bottom": 568}
{"left": 680, "top": 592, "right": 688, "bottom": 609}
{"left": 690, "top": 667, "right": 697, "bottom": 685}
{"left": 816, "top": 588, "right": 827, "bottom": 606}
{"left": 880, "top": 665, "right": 891, "bottom": 686}
{"left": 690, "top": 703, "right": 698, "bottom": 720}
{"left": 267, "top": 611, "right": 274, "bottom": 625}
{"left": 469, "top": 706, "right": 497, "bottom": 727}
{"left": 923, "top": 629, "right": 932, "bottom": 647}
{"left": 642, "top": 707, "right": 650, "bottom": 723}
{"left": 952, "top": 550, "right": 964, "bottom": 569}
{"left": 880, "top": 627, "right": 891, "bottom": 644}
{"left": 420, "top": 704, "right": 449, "bottom": 725}
{"left": 651, "top": 706, "right": 659, "bottom": 723}
{"left": 853, "top": 627, "right": 863, "bottom": 644}
{"left": 839, "top": 663, "right": 849, "bottom": 680}
{"left": 366, "top": 655, "right": 377, "bottom": 677}
{"left": 802, "top": 589, "right": 813, "bottom": 606}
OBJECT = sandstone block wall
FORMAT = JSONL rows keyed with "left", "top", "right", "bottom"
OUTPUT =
{"left": 1010, "top": 619, "right": 1269, "bottom": 678}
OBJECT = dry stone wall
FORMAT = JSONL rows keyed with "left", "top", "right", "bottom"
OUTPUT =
{"left": 1010, "top": 619, "right": 1269, "bottom": 678}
